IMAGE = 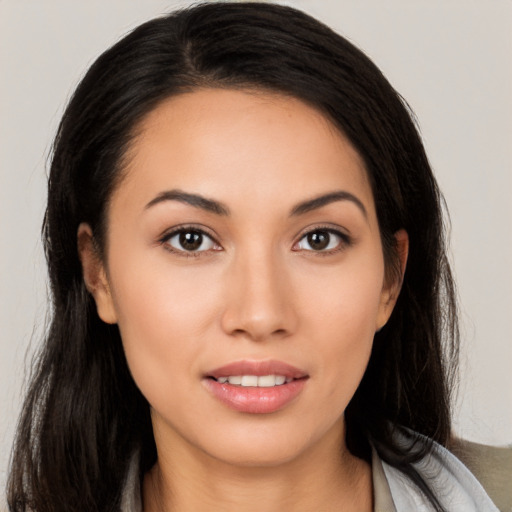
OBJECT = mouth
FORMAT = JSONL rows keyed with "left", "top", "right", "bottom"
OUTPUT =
{"left": 203, "top": 360, "right": 309, "bottom": 414}
{"left": 210, "top": 375, "right": 294, "bottom": 387}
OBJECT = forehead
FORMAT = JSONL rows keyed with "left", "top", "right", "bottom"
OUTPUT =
{"left": 115, "top": 88, "right": 375, "bottom": 218}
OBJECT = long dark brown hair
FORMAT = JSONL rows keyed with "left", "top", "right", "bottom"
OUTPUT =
{"left": 8, "top": 3, "right": 458, "bottom": 511}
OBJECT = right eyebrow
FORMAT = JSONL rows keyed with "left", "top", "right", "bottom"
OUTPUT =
{"left": 144, "top": 189, "right": 230, "bottom": 216}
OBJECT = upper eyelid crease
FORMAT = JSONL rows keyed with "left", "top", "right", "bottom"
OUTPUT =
{"left": 159, "top": 227, "right": 221, "bottom": 256}
{"left": 159, "top": 226, "right": 218, "bottom": 243}
{"left": 296, "top": 223, "right": 352, "bottom": 243}
{"left": 159, "top": 228, "right": 350, "bottom": 258}
{"left": 298, "top": 223, "right": 350, "bottom": 236}
{"left": 297, "top": 227, "right": 351, "bottom": 245}
{"left": 158, "top": 225, "right": 350, "bottom": 247}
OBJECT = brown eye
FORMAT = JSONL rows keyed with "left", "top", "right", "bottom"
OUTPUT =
{"left": 166, "top": 229, "right": 217, "bottom": 252}
{"left": 296, "top": 229, "right": 347, "bottom": 252}
{"left": 307, "top": 231, "right": 330, "bottom": 250}
{"left": 180, "top": 231, "right": 203, "bottom": 251}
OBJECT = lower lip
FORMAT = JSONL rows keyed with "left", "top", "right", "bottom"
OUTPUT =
{"left": 203, "top": 378, "right": 307, "bottom": 414}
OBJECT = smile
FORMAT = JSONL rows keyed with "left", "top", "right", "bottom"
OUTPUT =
{"left": 214, "top": 375, "right": 291, "bottom": 387}
{"left": 204, "top": 360, "right": 309, "bottom": 414}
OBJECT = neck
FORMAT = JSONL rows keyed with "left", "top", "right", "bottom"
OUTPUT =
{"left": 142, "top": 423, "right": 373, "bottom": 512}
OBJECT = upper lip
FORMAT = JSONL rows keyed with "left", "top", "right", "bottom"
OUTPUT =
{"left": 206, "top": 360, "right": 308, "bottom": 380}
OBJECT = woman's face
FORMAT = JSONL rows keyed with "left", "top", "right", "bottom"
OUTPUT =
{"left": 81, "top": 88, "right": 403, "bottom": 467}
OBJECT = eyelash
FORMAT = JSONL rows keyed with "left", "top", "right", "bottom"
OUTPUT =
{"left": 158, "top": 225, "right": 221, "bottom": 258}
{"left": 158, "top": 225, "right": 352, "bottom": 258}
{"left": 293, "top": 225, "right": 352, "bottom": 256}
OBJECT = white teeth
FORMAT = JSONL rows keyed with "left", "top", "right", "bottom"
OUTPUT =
{"left": 241, "top": 375, "right": 258, "bottom": 387}
{"left": 216, "top": 375, "right": 291, "bottom": 387}
{"left": 257, "top": 375, "right": 276, "bottom": 387}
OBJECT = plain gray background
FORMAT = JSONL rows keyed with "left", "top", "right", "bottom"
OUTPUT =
{"left": 1, "top": 0, "right": 511, "bottom": 502}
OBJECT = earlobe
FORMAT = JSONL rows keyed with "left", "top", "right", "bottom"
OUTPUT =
{"left": 77, "top": 223, "right": 118, "bottom": 324}
{"left": 376, "top": 229, "right": 409, "bottom": 331}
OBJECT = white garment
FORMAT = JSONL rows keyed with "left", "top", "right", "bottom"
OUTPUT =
{"left": 381, "top": 437, "right": 499, "bottom": 511}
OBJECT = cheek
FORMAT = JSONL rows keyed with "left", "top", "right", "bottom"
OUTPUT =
{"left": 295, "top": 252, "right": 384, "bottom": 392}
{"left": 107, "top": 250, "right": 222, "bottom": 400}
{"left": 106, "top": 233, "right": 385, "bottom": 425}
{"left": 299, "top": 250, "right": 385, "bottom": 338}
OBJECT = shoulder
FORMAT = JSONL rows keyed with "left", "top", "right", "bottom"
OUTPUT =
{"left": 449, "top": 437, "right": 512, "bottom": 512}
{"left": 379, "top": 431, "right": 502, "bottom": 512}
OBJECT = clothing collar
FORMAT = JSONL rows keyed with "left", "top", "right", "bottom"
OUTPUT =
{"left": 120, "top": 450, "right": 398, "bottom": 512}
{"left": 120, "top": 435, "right": 498, "bottom": 511}
{"left": 379, "top": 433, "right": 499, "bottom": 512}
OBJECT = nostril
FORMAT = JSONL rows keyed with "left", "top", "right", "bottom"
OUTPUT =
{"left": 220, "top": 286, "right": 297, "bottom": 341}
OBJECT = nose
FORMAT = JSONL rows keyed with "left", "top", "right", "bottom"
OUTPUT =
{"left": 220, "top": 249, "right": 297, "bottom": 342}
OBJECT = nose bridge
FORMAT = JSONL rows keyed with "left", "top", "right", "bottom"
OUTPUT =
{"left": 221, "top": 243, "right": 295, "bottom": 341}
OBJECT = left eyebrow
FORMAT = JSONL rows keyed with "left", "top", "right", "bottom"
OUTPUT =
{"left": 290, "top": 190, "right": 368, "bottom": 218}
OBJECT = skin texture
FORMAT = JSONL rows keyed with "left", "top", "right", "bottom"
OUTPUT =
{"left": 78, "top": 89, "right": 408, "bottom": 511}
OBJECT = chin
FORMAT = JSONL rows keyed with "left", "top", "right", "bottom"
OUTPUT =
{"left": 197, "top": 416, "right": 342, "bottom": 469}
{"left": 209, "top": 440, "right": 309, "bottom": 468}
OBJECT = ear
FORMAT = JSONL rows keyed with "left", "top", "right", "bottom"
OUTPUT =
{"left": 77, "top": 223, "right": 118, "bottom": 324}
{"left": 376, "top": 229, "right": 409, "bottom": 331}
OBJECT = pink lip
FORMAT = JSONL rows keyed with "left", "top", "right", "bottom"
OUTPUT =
{"left": 203, "top": 360, "right": 309, "bottom": 414}
{"left": 206, "top": 360, "right": 308, "bottom": 379}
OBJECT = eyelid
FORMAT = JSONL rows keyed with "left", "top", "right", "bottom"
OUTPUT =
{"left": 292, "top": 224, "right": 353, "bottom": 253}
{"left": 156, "top": 223, "right": 352, "bottom": 257}
{"left": 158, "top": 224, "right": 222, "bottom": 256}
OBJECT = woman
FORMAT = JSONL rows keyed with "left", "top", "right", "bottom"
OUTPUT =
{"left": 6, "top": 3, "right": 499, "bottom": 511}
